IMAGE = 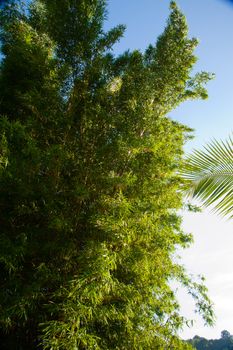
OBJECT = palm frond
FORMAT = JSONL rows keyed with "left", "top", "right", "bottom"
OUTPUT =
{"left": 182, "top": 135, "right": 233, "bottom": 219}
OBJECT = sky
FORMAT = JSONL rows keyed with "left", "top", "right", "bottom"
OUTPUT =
{"left": 106, "top": 0, "right": 233, "bottom": 340}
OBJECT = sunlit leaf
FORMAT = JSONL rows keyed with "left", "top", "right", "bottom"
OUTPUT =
{"left": 182, "top": 135, "right": 233, "bottom": 219}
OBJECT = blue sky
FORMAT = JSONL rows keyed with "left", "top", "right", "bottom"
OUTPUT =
{"left": 106, "top": 0, "right": 233, "bottom": 339}
{"left": 105, "top": 0, "right": 233, "bottom": 151}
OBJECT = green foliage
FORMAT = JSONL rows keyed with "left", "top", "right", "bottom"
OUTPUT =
{"left": 188, "top": 330, "right": 233, "bottom": 350}
{"left": 0, "top": 1, "right": 213, "bottom": 349}
{"left": 182, "top": 136, "right": 233, "bottom": 219}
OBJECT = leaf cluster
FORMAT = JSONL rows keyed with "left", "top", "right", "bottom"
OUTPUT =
{"left": 182, "top": 136, "right": 233, "bottom": 218}
{"left": 0, "top": 1, "right": 213, "bottom": 349}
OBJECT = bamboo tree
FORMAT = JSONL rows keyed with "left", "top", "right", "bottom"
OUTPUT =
{"left": 0, "top": 1, "right": 213, "bottom": 348}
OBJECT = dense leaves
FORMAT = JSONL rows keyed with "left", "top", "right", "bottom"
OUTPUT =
{"left": 188, "top": 330, "right": 233, "bottom": 350}
{"left": 0, "top": 1, "right": 213, "bottom": 349}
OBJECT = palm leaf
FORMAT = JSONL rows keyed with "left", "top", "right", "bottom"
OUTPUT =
{"left": 182, "top": 135, "right": 233, "bottom": 218}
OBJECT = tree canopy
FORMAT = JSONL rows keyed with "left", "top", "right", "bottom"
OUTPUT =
{"left": 0, "top": 1, "right": 214, "bottom": 349}
{"left": 188, "top": 330, "right": 233, "bottom": 350}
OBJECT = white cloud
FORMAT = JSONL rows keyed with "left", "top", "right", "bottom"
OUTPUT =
{"left": 179, "top": 208, "right": 233, "bottom": 339}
